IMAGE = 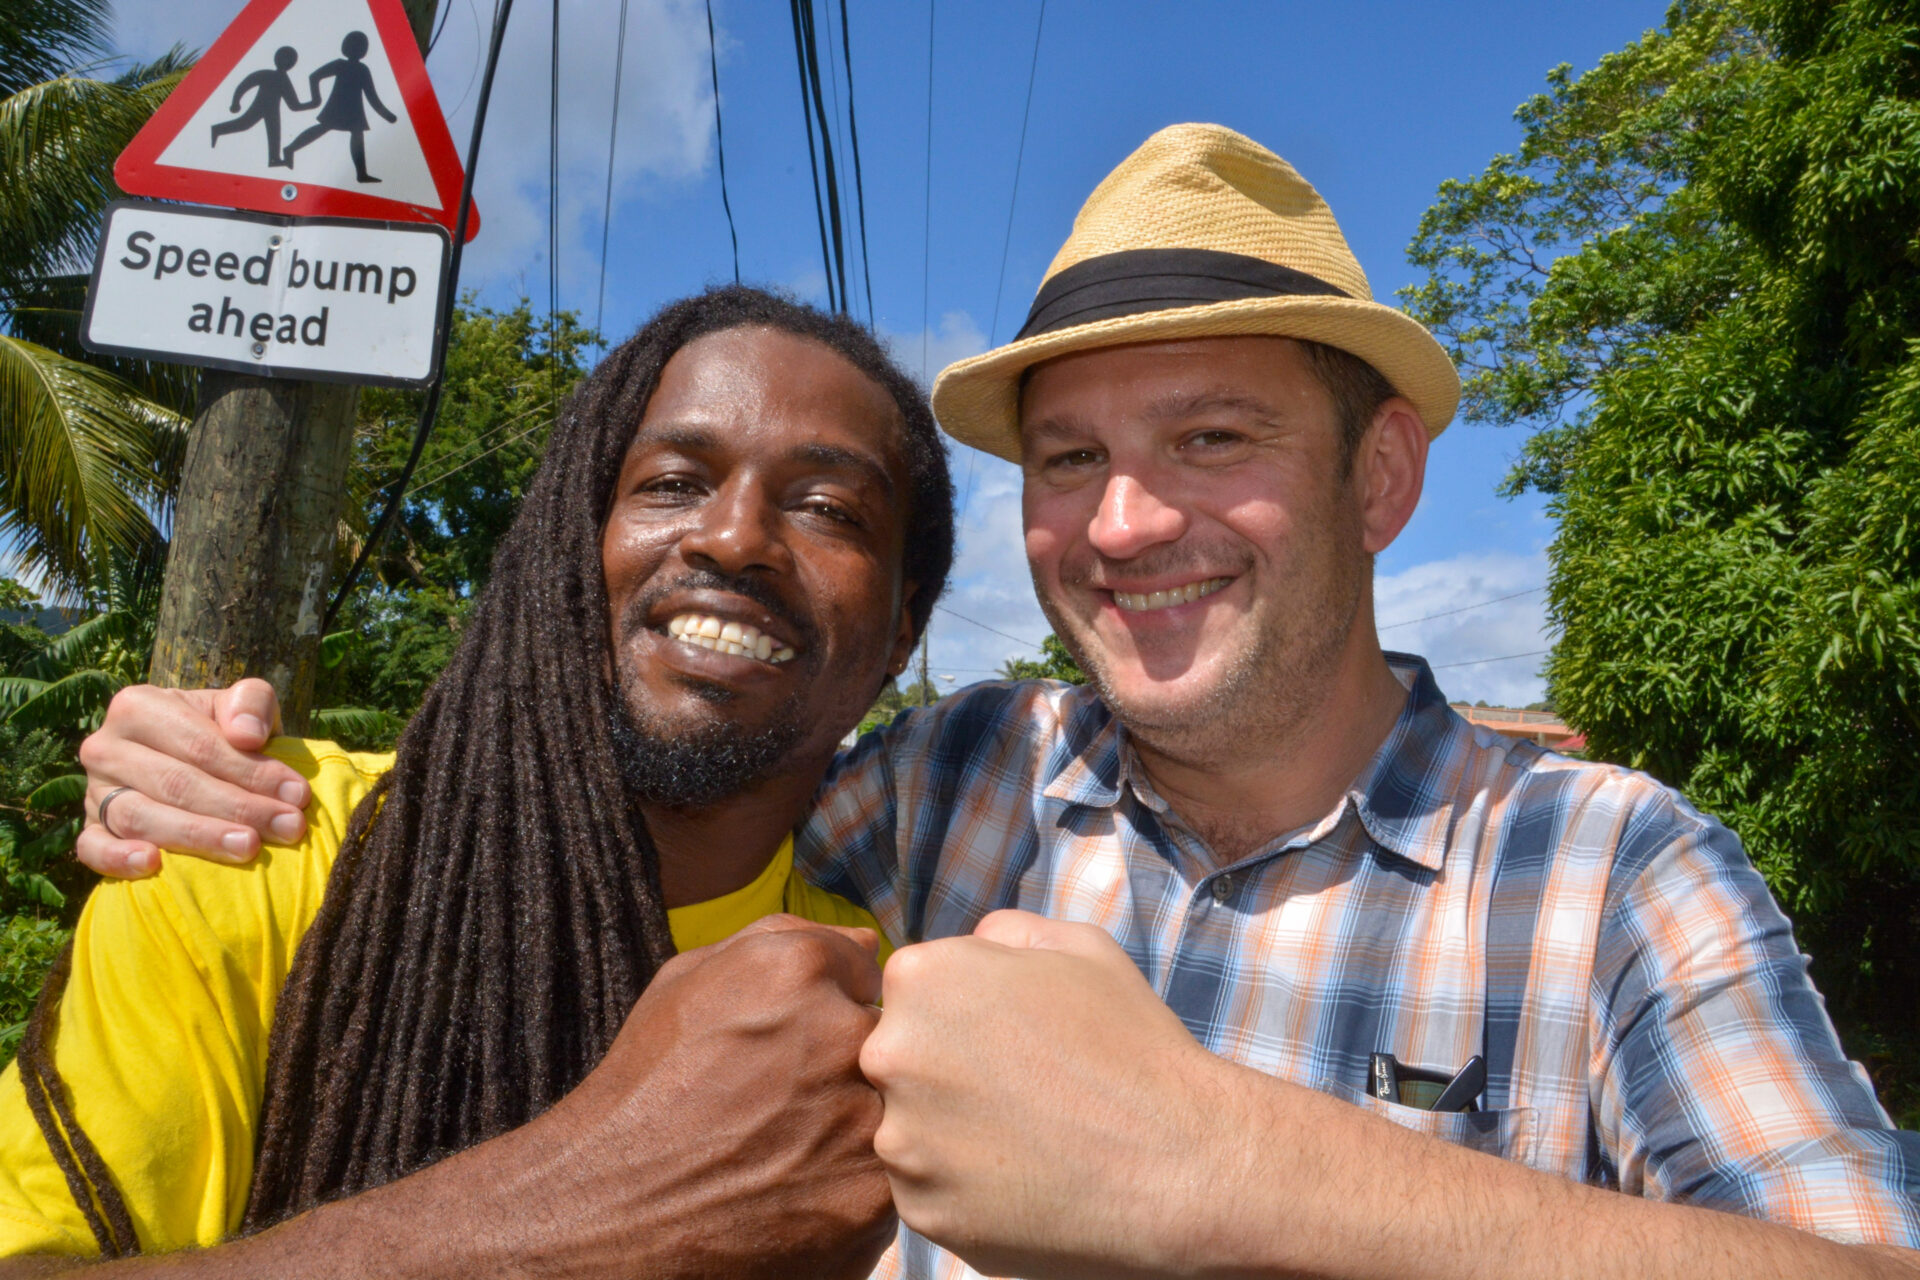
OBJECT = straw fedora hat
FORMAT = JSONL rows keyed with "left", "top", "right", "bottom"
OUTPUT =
{"left": 931, "top": 123, "right": 1460, "bottom": 462}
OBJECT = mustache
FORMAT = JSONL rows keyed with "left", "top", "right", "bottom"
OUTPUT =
{"left": 1060, "top": 543, "right": 1255, "bottom": 589}
{"left": 619, "top": 568, "right": 821, "bottom": 654}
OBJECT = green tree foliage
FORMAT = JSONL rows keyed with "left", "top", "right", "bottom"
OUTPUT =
{"left": 0, "top": 570, "right": 154, "bottom": 1065}
{"left": 999, "top": 634, "right": 1087, "bottom": 684}
{"left": 312, "top": 301, "right": 595, "bottom": 741}
{"left": 0, "top": 0, "right": 193, "bottom": 602}
{"left": 1404, "top": 0, "right": 1920, "bottom": 1119}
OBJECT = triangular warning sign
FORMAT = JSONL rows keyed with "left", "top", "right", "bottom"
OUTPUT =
{"left": 116, "top": 0, "right": 479, "bottom": 240}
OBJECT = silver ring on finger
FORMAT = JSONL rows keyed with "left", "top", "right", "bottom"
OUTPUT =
{"left": 98, "top": 786, "right": 136, "bottom": 840}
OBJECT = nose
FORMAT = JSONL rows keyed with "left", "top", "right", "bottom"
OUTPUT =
{"left": 1086, "top": 471, "right": 1186, "bottom": 560}
{"left": 678, "top": 478, "right": 791, "bottom": 577}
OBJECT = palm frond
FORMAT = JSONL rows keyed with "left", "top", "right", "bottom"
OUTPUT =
{"left": 14, "top": 605, "right": 129, "bottom": 679}
{"left": 0, "top": 676, "right": 49, "bottom": 715}
{"left": 23, "top": 772, "right": 83, "bottom": 811}
{"left": 0, "top": 65, "right": 188, "bottom": 290}
{"left": 8, "top": 272, "right": 198, "bottom": 415}
{"left": 0, "top": 0, "right": 113, "bottom": 99}
{"left": 309, "top": 705, "right": 404, "bottom": 748}
{"left": 0, "top": 334, "right": 185, "bottom": 599}
{"left": 5, "top": 667, "right": 118, "bottom": 731}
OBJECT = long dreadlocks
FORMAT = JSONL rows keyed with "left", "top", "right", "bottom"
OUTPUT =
{"left": 23, "top": 286, "right": 954, "bottom": 1248}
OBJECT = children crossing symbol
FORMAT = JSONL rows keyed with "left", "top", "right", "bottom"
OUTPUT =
{"left": 115, "top": 0, "right": 478, "bottom": 239}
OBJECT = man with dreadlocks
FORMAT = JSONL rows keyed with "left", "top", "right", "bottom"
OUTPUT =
{"left": 0, "top": 286, "right": 954, "bottom": 1276}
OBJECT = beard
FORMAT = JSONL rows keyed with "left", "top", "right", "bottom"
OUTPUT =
{"left": 605, "top": 677, "right": 807, "bottom": 810}
{"left": 1036, "top": 513, "right": 1369, "bottom": 764}
{"left": 604, "top": 567, "right": 818, "bottom": 809}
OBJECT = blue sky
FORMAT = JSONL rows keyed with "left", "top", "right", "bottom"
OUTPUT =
{"left": 117, "top": 0, "right": 1670, "bottom": 704}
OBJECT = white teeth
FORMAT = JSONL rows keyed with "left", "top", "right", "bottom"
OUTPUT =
{"left": 660, "top": 613, "right": 795, "bottom": 664}
{"left": 1112, "top": 577, "right": 1232, "bottom": 613}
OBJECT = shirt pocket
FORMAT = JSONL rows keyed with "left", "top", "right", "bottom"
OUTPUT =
{"left": 1317, "top": 1080, "right": 1537, "bottom": 1164}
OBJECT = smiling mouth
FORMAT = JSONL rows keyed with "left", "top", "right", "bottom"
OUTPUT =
{"left": 1110, "top": 577, "right": 1232, "bottom": 613}
{"left": 665, "top": 612, "right": 797, "bottom": 664}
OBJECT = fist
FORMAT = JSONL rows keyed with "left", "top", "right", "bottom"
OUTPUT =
{"left": 538, "top": 915, "right": 895, "bottom": 1279}
{"left": 860, "top": 910, "right": 1227, "bottom": 1279}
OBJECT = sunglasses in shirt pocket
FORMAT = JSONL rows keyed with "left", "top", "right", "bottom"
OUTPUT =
{"left": 1316, "top": 1079, "right": 1537, "bottom": 1162}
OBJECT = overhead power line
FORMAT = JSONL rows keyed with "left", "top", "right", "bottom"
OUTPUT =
{"left": 836, "top": 0, "right": 874, "bottom": 322}
{"left": 705, "top": 0, "right": 739, "bottom": 282}
{"left": 790, "top": 1, "right": 836, "bottom": 311}
{"left": 790, "top": 0, "right": 850, "bottom": 314}
{"left": 1430, "top": 649, "right": 1549, "bottom": 670}
{"left": 919, "top": 0, "right": 935, "bottom": 380}
{"left": 988, "top": 0, "right": 1047, "bottom": 346}
{"left": 593, "top": 0, "right": 632, "bottom": 342}
{"left": 934, "top": 604, "right": 1041, "bottom": 650}
{"left": 1378, "top": 585, "right": 1544, "bottom": 631}
{"left": 324, "top": 0, "right": 515, "bottom": 633}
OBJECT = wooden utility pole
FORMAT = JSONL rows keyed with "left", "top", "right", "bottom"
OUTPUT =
{"left": 918, "top": 629, "right": 932, "bottom": 706}
{"left": 147, "top": 0, "right": 441, "bottom": 734}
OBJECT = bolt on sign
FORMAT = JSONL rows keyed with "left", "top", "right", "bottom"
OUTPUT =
{"left": 83, "top": 0, "right": 473, "bottom": 387}
{"left": 84, "top": 203, "right": 449, "bottom": 387}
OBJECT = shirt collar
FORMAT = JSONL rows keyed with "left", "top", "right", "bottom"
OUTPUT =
{"left": 1037, "top": 653, "right": 1468, "bottom": 873}
{"left": 1341, "top": 653, "right": 1467, "bottom": 872}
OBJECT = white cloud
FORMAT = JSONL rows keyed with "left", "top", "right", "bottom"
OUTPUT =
{"left": 112, "top": 0, "right": 718, "bottom": 300}
{"left": 886, "top": 310, "right": 988, "bottom": 389}
{"left": 1374, "top": 550, "right": 1552, "bottom": 707}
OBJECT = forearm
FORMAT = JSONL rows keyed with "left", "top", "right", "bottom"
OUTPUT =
{"left": 1190, "top": 1062, "right": 1920, "bottom": 1280}
{"left": 0, "top": 1116, "right": 670, "bottom": 1280}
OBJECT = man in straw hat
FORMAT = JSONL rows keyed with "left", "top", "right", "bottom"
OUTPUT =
{"left": 69, "top": 126, "right": 1919, "bottom": 1278}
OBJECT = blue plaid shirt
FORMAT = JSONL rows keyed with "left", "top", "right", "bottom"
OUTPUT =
{"left": 794, "top": 655, "right": 1920, "bottom": 1278}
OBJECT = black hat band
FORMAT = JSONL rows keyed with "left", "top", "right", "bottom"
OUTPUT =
{"left": 1015, "top": 247, "right": 1350, "bottom": 341}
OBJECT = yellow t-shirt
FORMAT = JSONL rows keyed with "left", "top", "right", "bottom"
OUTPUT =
{"left": 0, "top": 738, "right": 886, "bottom": 1257}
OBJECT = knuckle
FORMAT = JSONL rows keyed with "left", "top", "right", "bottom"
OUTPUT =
{"left": 179, "top": 729, "right": 228, "bottom": 773}
{"left": 77, "top": 730, "right": 107, "bottom": 771}
{"left": 152, "top": 761, "right": 200, "bottom": 809}
{"left": 856, "top": 1025, "right": 899, "bottom": 1084}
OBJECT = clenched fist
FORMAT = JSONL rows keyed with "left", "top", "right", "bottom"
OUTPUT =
{"left": 860, "top": 910, "right": 1248, "bottom": 1280}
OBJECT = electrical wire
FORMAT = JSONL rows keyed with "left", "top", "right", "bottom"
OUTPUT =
{"left": 836, "top": 0, "right": 874, "bottom": 323}
{"left": 918, "top": 0, "right": 934, "bottom": 381}
{"left": 933, "top": 604, "right": 1041, "bottom": 649}
{"left": 987, "top": 0, "right": 1046, "bottom": 346}
{"left": 593, "top": 0, "right": 632, "bottom": 343}
{"left": 795, "top": 0, "right": 850, "bottom": 314}
{"left": 1378, "top": 585, "right": 1544, "bottom": 631}
{"left": 705, "top": 0, "right": 739, "bottom": 283}
{"left": 322, "top": 0, "right": 516, "bottom": 635}
{"left": 1430, "top": 649, "right": 1549, "bottom": 670}
{"left": 409, "top": 416, "right": 551, "bottom": 491}
{"left": 426, "top": 0, "right": 457, "bottom": 54}
{"left": 790, "top": 0, "right": 837, "bottom": 312}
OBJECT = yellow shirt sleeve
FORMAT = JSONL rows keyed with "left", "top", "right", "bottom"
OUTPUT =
{"left": 0, "top": 740, "right": 390, "bottom": 1257}
{"left": 0, "top": 744, "right": 878, "bottom": 1258}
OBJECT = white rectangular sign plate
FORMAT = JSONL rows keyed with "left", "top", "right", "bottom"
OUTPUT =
{"left": 82, "top": 200, "right": 449, "bottom": 388}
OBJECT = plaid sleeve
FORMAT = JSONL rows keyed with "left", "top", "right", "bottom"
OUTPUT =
{"left": 1591, "top": 803, "right": 1920, "bottom": 1246}
{"left": 794, "top": 722, "right": 908, "bottom": 943}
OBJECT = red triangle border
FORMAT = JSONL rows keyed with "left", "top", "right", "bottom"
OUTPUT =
{"left": 115, "top": 0, "right": 479, "bottom": 240}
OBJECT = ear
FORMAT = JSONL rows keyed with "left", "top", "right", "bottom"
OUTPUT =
{"left": 888, "top": 582, "right": 921, "bottom": 677}
{"left": 1355, "top": 399, "right": 1428, "bottom": 555}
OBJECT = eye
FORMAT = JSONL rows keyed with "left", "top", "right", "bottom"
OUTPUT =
{"left": 631, "top": 473, "right": 707, "bottom": 504}
{"left": 1041, "top": 446, "right": 1104, "bottom": 473}
{"left": 798, "top": 493, "right": 862, "bottom": 526}
{"left": 1178, "top": 428, "right": 1249, "bottom": 460}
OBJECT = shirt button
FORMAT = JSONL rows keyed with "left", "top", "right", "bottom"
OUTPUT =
{"left": 1211, "top": 874, "right": 1234, "bottom": 905}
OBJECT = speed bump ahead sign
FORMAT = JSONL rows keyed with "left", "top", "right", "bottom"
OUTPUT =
{"left": 82, "top": 200, "right": 449, "bottom": 387}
